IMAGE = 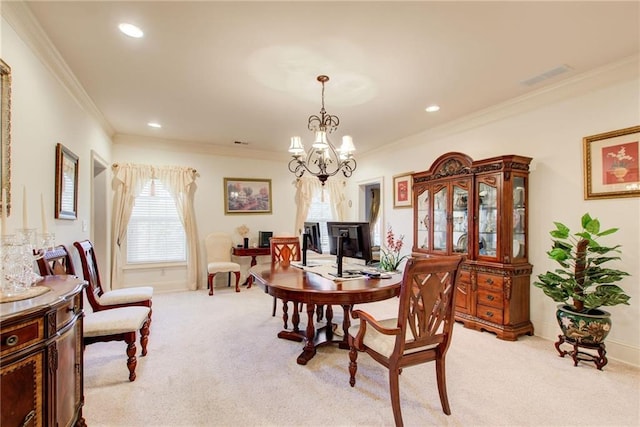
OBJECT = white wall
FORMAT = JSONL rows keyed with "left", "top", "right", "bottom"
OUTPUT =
{"left": 348, "top": 63, "right": 640, "bottom": 366}
{"left": 1, "top": 17, "right": 112, "bottom": 257}
{"left": 112, "top": 138, "right": 297, "bottom": 290}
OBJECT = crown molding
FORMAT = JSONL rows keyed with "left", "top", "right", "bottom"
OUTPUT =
{"left": 113, "top": 133, "right": 289, "bottom": 162}
{"left": 2, "top": 1, "right": 114, "bottom": 138}
{"left": 363, "top": 54, "right": 639, "bottom": 159}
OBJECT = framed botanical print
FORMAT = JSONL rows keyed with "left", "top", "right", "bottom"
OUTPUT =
{"left": 224, "top": 178, "right": 272, "bottom": 214}
{"left": 583, "top": 126, "right": 640, "bottom": 200}
{"left": 393, "top": 172, "right": 413, "bottom": 208}
{"left": 55, "top": 143, "right": 79, "bottom": 219}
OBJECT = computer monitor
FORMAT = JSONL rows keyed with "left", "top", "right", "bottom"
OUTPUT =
{"left": 258, "top": 231, "right": 273, "bottom": 248}
{"left": 303, "top": 222, "right": 322, "bottom": 255}
{"left": 326, "top": 221, "right": 373, "bottom": 264}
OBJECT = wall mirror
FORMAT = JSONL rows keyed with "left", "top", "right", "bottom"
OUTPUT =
{"left": 0, "top": 59, "right": 11, "bottom": 214}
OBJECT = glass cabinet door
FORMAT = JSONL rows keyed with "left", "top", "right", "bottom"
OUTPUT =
{"left": 416, "top": 188, "right": 430, "bottom": 250}
{"left": 452, "top": 184, "right": 469, "bottom": 254}
{"left": 478, "top": 181, "right": 498, "bottom": 258}
{"left": 512, "top": 176, "right": 526, "bottom": 260}
{"left": 432, "top": 186, "right": 448, "bottom": 252}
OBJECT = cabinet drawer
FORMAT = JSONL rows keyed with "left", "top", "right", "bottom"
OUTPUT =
{"left": 476, "top": 304, "right": 504, "bottom": 324}
{"left": 56, "top": 293, "right": 82, "bottom": 331}
{"left": 477, "top": 288, "right": 503, "bottom": 308}
{"left": 477, "top": 273, "right": 504, "bottom": 291}
{"left": 1, "top": 318, "right": 44, "bottom": 356}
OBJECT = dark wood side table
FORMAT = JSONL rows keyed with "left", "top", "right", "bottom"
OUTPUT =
{"left": 232, "top": 247, "right": 271, "bottom": 287}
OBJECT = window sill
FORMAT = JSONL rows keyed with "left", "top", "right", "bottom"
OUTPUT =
{"left": 123, "top": 262, "right": 187, "bottom": 271}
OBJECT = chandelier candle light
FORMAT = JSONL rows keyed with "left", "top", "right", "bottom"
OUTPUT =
{"left": 288, "top": 75, "right": 357, "bottom": 185}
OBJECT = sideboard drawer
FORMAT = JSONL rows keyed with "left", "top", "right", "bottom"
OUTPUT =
{"left": 476, "top": 304, "right": 504, "bottom": 324}
{"left": 477, "top": 273, "right": 504, "bottom": 291}
{"left": 56, "top": 293, "right": 82, "bottom": 330}
{"left": 477, "top": 288, "right": 503, "bottom": 309}
{"left": 1, "top": 318, "right": 44, "bottom": 356}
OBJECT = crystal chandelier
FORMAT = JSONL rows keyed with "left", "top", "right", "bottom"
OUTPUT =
{"left": 288, "top": 75, "right": 356, "bottom": 185}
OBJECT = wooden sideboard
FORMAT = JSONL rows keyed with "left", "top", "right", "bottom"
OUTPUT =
{"left": 1, "top": 275, "right": 87, "bottom": 427}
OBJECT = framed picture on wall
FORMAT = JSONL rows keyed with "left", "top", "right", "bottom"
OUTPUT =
{"left": 583, "top": 126, "right": 640, "bottom": 200}
{"left": 393, "top": 172, "right": 413, "bottom": 208}
{"left": 224, "top": 178, "right": 272, "bottom": 214}
{"left": 55, "top": 143, "right": 79, "bottom": 219}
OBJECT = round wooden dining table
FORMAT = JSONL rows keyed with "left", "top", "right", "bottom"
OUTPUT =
{"left": 250, "top": 262, "right": 402, "bottom": 365}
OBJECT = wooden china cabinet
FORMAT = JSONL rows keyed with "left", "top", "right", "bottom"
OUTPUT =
{"left": 1, "top": 275, "right": 87, "bottom": 426}
{"left": 412, "top": 152, "right": 534, "bottom": 340}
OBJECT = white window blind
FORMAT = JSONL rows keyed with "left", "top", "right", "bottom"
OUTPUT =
{"left": 127, "top": 179, "right": 186, "bottom": 264}
{"left": 305, "top": 189, "right": 334, "bottom": 253}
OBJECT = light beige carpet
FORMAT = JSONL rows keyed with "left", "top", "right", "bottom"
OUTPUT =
{"left": 82, "top": 286, "right": 640, "bottom": 426}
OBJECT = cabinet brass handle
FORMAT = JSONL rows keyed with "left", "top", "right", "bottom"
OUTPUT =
{"left": 67, "top": 305, "right": 78, "bottom": 313}
{"left": 6, "top": 334, "right": 18, "bottom": 346}
{"left": 485, "top": 311, "right": 493, "bottom": 317}
{"left": 485, "top": 278, "right": 494, "bottom": 285}
{"left": 21, "top": 409, "right": 35, "bottom": 427}
{"left": 486, "top": 295, "right": 494, "bottom": 301}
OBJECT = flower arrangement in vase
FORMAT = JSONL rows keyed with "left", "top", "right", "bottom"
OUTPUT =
{"left": 379, "top": 225, "right": 409, "bottom": 272}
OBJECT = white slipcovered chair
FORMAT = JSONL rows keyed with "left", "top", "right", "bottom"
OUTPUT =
{"left": 205, "top": 232, "right": 241, "bottom": 295}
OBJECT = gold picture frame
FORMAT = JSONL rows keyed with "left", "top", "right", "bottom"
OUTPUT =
{"left": 393, "top": 172, "right": 413, "bottom": 208}
{"left": 55, "top": 143, "right": 79, "bottom": 219}
{"left": 224, "top": 178, "right": 272, "bottom": 214}
{"left": 583, "top": 126, "right": 640, "bottom": 200}
{"left": 1, "top": 59, "right": 11, "bottom": 215}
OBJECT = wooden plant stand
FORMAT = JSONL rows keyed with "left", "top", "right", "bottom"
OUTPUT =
{"left": 555, "top": 335, "right": 608, "bottom": 370}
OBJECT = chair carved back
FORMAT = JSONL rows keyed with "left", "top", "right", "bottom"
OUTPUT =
{"left": 205, "top": 232, "right": 234, "bottom": 263}
{"left": 73, "top": 240, "right": 106, "bottom": 311}
{"left": 270, "top": 237, "right": 301, "bottom": 263}
{"left": 35, "top": 245, "right": 76, "bottom": 276}
{"left": 396, "top": 255, "right": 463, "bottom": 355}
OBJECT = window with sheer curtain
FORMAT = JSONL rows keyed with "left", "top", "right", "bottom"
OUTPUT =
{"left": 306, "top": 189, "right": 335, "bottom": 253}
{"left": 126, "top": 179, "right": 186, "bottom": 264}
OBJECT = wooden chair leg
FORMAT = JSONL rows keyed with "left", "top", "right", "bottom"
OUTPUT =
{"left": 124, "top": 332, "right": 138, "bottom": 382}
{"left": 389, "top": 368, "right": 403, "bottom": 427}
{"left": 140, "top": 320, "right": 150, "bottom": 357}
{"left": 348, "top": 344, "right": 358, "bottom": 387}
{"left": 436, "top": 356, "right": 451, "bottom": 415}
{"left": 282, "top": 300, "right": 289, "bottom": 329}
{"left": 233, "top": 271, "right": 241, "bottom": 292}
{"left": 208, "top": 274, "right": 215, "bottom": 296}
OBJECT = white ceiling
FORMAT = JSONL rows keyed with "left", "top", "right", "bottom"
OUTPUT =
{"left": 19, "top": 1, "right": 640, "bottom": 157}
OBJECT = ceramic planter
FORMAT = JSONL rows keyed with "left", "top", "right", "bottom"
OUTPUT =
{"left": 556, "top": 304, "right": 611, "bottom": 345}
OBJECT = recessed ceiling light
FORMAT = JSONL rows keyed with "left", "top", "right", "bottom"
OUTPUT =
{"left": 118, "top": 23, "right": 144, "bottom": 38}
{"left": 425, "top": 105, "right": 440, "bottom": 113}
{"left": 147, "top": 122, "right": 161, "bottom": 128}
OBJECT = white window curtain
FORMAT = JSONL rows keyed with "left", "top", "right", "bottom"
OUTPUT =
{"left": 294, "top": 176, "right": 347, "bottom": 235}
{"left": 111, "top": 163, "right": 200, "bottom": 290}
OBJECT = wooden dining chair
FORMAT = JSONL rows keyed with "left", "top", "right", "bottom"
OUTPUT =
{"left": 35, "top": 245, "right": 76, "bottom": 276}
{"left": 37, "top": 244, "right": 151, "bottom": 381}
{"left": 73, "top": 240, "right": 153, "bottom": 324}
{"left": 269, "top": 236, "right": 303, "bottom": 328}
{"left": 348, "top": 255, "right": 464, "bottom": 427}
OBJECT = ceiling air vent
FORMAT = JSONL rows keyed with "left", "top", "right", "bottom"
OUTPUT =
{"left": 520, "top": 64, "right": 572, "bottom": 87}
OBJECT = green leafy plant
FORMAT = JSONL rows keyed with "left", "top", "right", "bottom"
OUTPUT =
{"left": 533, "top": 213, "right": 631, "bottom": 313}
{"left": 378, "top": 225, "right": 409, "bottom": 272}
